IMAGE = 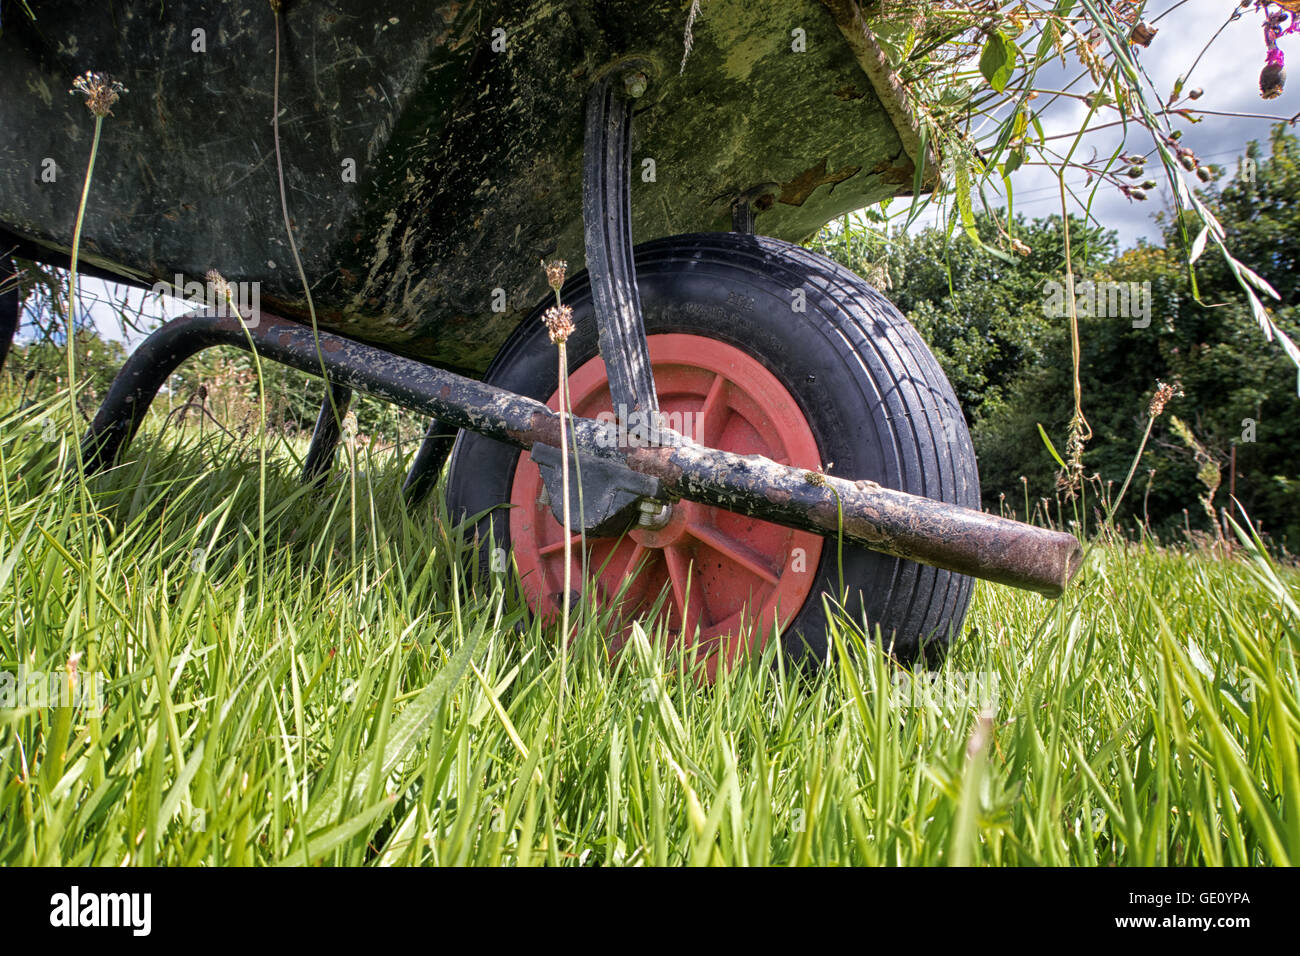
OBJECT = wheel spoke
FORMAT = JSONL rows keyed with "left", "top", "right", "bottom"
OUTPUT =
{"left": 538, "top": 533, "right": 584, "bottom": 557}
{"left": 620, "top": 541, "right": 650, "bottom": 580}
{"left": 568, "top": 552, "right": 585, "bottom": 597}
{"left": 598, "top": 541, "right": 652, "bottom": 604}
{"left": 663, "top": 545, "right": 705, "bottom": 639}
{"left": 697, "top": 373, "right": 729, "bottom": 448}
{"left": 686, "top": 521, "right": 780, "bottom": 585}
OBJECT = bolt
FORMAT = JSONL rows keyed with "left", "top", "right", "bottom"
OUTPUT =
{"left": 637, "top": 498, "right": 671, "bottom": 529}
{"left": 623, "top": 70, "right": 648, "bottom": 99}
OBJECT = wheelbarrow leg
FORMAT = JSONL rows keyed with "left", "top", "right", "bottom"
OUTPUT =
{"left": 0, "top": 254, "right": 18, "bottom": 372}
{"left": 582, "top": 64, "right": 658, "bottom": 421}
{"left": 409, "top": 66, "right": 659, "bottom": 512}
{"left": 300, "top": 381, "right": 352, "bottom": 484}
{"left": 401, "top": 420, "right": 457, "bottom": 504}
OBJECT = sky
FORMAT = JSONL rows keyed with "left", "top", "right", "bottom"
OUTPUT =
{"left": 43, "top": 0, "right": 1300, "bottom": 349}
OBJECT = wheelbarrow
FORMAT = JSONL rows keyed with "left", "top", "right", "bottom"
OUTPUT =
{"left": 0, "top": 1, "right": 1082, "bottom": 672}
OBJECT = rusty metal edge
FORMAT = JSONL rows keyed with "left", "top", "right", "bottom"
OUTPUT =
{"left": 820, "top": 0, "right": 942, "bottom": 193}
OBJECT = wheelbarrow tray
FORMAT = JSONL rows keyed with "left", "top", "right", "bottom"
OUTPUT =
{"left": 0, "top": 0, "right": 930, "bottom": 375}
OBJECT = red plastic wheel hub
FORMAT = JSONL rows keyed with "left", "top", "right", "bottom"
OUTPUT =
{"left": 509, "top": 333, "right": 824, "bottom": 676}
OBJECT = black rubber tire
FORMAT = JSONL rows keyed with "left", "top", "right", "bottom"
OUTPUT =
{"left": 444, "top": 233, "right": 980, "bottom": 663}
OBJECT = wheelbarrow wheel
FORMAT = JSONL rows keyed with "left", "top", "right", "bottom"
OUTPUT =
{"left": 444, "top": 233, "right": 980, "bottom": 668}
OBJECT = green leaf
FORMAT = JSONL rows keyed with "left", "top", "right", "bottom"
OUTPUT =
{"left": 277, "top": 795, "right": 399, "bottom": 867}
{"left": 979, "top": 31, "right": 1018, "bottom": 93}
{"left": 1030, "top": 112, "right": 1046, "bottom": 143}
{"left": 1011, "top": 109, "right": 1030, "bottom": 140}
{"left": 1002, "top": 147, "right": 1024, "bottom": 178}
{"left": 303, "top": 627, "right": 485, "bottom": 834}
{"left": 1037, "top": 423, "right": 1067, "bottom": 469}
{"left": 954, "top": 162, "right": 979, "bottom": 245}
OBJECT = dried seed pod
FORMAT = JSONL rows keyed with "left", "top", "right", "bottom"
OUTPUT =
{"left": 1260, "top": 59, "right": 1286, "bottom": 100}
{"left": 1129, "top": 22, "right": 1158, "bottom": 48}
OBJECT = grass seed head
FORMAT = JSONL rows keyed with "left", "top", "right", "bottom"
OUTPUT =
{"left": 205, "top": 269, "right": 233, "bottom": 309}
{"left": 543, "top": 304, "right": 575, "bottom": 345}
{"left": 1148, "top": 381, "right": 1180, "bottom": 418}
{"left": 70, "top": 71, "right": 127, "bottom": 117}
{"left": 542, "top": 259, "right": 568, "bottom": 293}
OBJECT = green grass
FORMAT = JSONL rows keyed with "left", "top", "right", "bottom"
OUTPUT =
{"left": 1, "top": 393, "right": 1298, "bottom": 866}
